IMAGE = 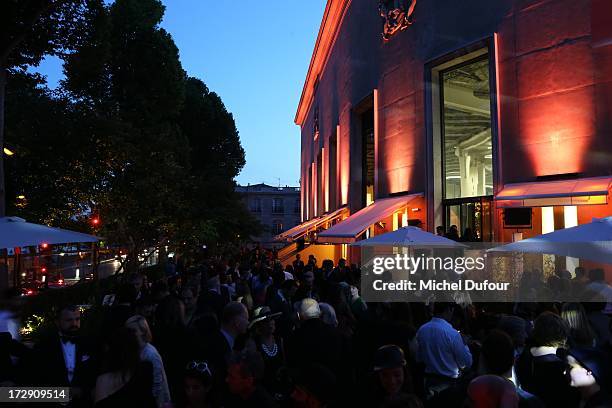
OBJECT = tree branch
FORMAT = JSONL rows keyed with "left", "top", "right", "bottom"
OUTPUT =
{"left": 0, "top": 0, "right": 59, "bottom": 64}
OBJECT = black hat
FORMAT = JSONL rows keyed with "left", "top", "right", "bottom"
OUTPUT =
{"left": 373, "top": 345, "right": 407, "bottom": 372}
{"left": 569, "top": 347, "right": 610, "bottom": 386}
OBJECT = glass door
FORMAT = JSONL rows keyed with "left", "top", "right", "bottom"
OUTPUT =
{"left": 444, "top": 197, "right": 493, "bottom": 241}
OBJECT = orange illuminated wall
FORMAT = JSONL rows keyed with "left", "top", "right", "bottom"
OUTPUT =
{"left": 498, "top": 0, "right": 605, "bottom": 181}
{"left": 373, "top": 89, "right": 380, "bottom": 197}
{"left": 591, "top": 0, "right": 612, "bottom": 170}
{"left": 322, "top": 147, "right": 328, "bottom": 212}
{"left": 311, "top": 162, "right": 317, "bottom": 217}
{"left": 339, "top": 116, "right": 350, "bottom": 206}
{"left": 301, "top": 169, "right": 305, "bottom": 221}
{"left": 336, "top": 124, "right": 343, "bottom": 208}
{"left": 519, "top": 87, "right": 594, "bottom": 176}
{"left": 379, "top": 64, "right": 418, "bottom": 195}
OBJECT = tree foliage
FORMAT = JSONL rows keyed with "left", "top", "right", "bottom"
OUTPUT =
{"left": 4, "top": 0, "right": 260, "bottom": 272}
{"left": 1, "top": 0, "right": 93, "bottom": 216}
{"left": 4, "top": 72, "right": 101, "bottom": 227}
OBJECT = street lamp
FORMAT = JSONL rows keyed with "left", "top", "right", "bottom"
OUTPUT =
{"left": 3, "top": 147, "right": 14, "bottom": 156}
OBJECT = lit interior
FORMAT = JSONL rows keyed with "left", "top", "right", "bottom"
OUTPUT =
{"left": 442, "top": 57, "right": 493, "bottom": 199}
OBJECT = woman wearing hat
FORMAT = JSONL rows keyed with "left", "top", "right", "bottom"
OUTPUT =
{"left": 368, "top": 344, "right": 422, "bottom": 407}
{"left": 249, "top": 306, "right": 285, "bottom": 395}
{"left": 566, "top": 348, "right": 612, "bottom": 408}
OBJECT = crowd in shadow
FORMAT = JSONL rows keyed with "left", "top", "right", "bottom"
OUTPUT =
{"left": 1, "top": 246, "right": 612, "bottom": 408}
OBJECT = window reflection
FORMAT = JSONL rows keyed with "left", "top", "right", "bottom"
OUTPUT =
{"left": 442, "top": 57, "right": 493, "bottom": 199}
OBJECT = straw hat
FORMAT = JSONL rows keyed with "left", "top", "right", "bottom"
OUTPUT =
{"left": 248, "top": 306, "right": 282, "bottom": 329}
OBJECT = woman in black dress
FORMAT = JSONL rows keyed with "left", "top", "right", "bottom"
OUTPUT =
{"left": 249, "top": 306, "right": 285, "bottom": 394}
{"left": 94, "top": 328, "right": 157, "bottom": 407}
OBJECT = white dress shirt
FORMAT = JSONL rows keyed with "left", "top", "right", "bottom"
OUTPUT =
{"left": 60, "top": 337, "right": 77, "bottom": 383}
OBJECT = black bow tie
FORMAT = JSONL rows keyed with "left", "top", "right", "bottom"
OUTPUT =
{"left": 61, "top": 336, "right": 76, "bottom": 344}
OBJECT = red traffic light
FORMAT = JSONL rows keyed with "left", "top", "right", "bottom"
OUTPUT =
{"left": 41, "top": 267, "right": 47, "bottom": 273}
{"left": 92, "top": 217, "right": 100, "bottom": 225}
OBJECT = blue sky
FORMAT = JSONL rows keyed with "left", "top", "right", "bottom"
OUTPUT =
{"left": 34, "top": 0, "right": 326, "bottom": 187}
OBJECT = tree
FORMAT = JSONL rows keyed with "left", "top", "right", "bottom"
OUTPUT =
{"left": 0, "top": 0, "right": 93, "bottom": 216}
{"left": 177, "top": 77, "right": 259, "bottom": 246}
{"left": 4, "top": 71, "right": 102, "bottom": 227}
{"left": 61, "top": 0, "right": 189, "bottom": 273}
{"left": 6, "top": 0, "right": 260, "bottom": 273}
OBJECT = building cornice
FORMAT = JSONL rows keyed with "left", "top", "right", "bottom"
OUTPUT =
{"left": 294, "top": 0, "right": 351, "bottom": 126}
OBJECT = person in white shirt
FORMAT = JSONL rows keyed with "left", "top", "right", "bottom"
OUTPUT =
{"left": 126, "top": 315, "right": 171, "bottom": 407}
{"left": 415, "top": 301, "right": 472, "bottom": 398}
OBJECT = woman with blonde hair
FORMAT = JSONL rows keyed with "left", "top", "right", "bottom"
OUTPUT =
{"left": 125, "top": 315, "right": 171, "bottom": 407}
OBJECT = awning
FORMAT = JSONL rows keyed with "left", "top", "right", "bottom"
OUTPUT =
{"left": 275, "top": 206, "right": 348, "bottom": 242}
{"left": 0, "top": 216, "right": 100, "bottom": 249}
{"left": 317, "top": 193, "right": 423, "bottom": 244}
{"left": 496, "top": 176, "right": 612, "bottom": 208}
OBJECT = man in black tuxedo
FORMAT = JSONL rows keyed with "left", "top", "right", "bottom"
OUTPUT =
{"left": 29, "top": 305, "right": 96, "bottom": 407}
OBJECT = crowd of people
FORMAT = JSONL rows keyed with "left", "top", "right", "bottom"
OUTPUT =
{"left": 2, "top": 246, "right": 612, "bottom": 408}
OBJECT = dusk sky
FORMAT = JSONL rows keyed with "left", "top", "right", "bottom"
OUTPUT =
{"left": 33, "top": 0, "right": 326, "bottom": 187}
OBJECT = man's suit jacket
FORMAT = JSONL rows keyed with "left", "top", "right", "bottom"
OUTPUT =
{"left": 286, "top": 318, "right": 346, "bottom": 375}
{"left": 204, "top": 329, "right": 232, "bottom": 375}
{"left": 30, "top": 333, "right": 96, "bottom": 389}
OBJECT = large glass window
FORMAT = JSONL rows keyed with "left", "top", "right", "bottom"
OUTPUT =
{"left": 442, "top": 57, "right": 493, "bottom": 199}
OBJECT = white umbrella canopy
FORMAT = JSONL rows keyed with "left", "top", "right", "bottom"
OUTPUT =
{"left": 351, "top": 226, "right": 467, "bottom": 247}
{"left": 0, "top": 216, "right": 100, "bottom": 249}
{"left": 487, "top": 216, "right": 612, "bottom": 264}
